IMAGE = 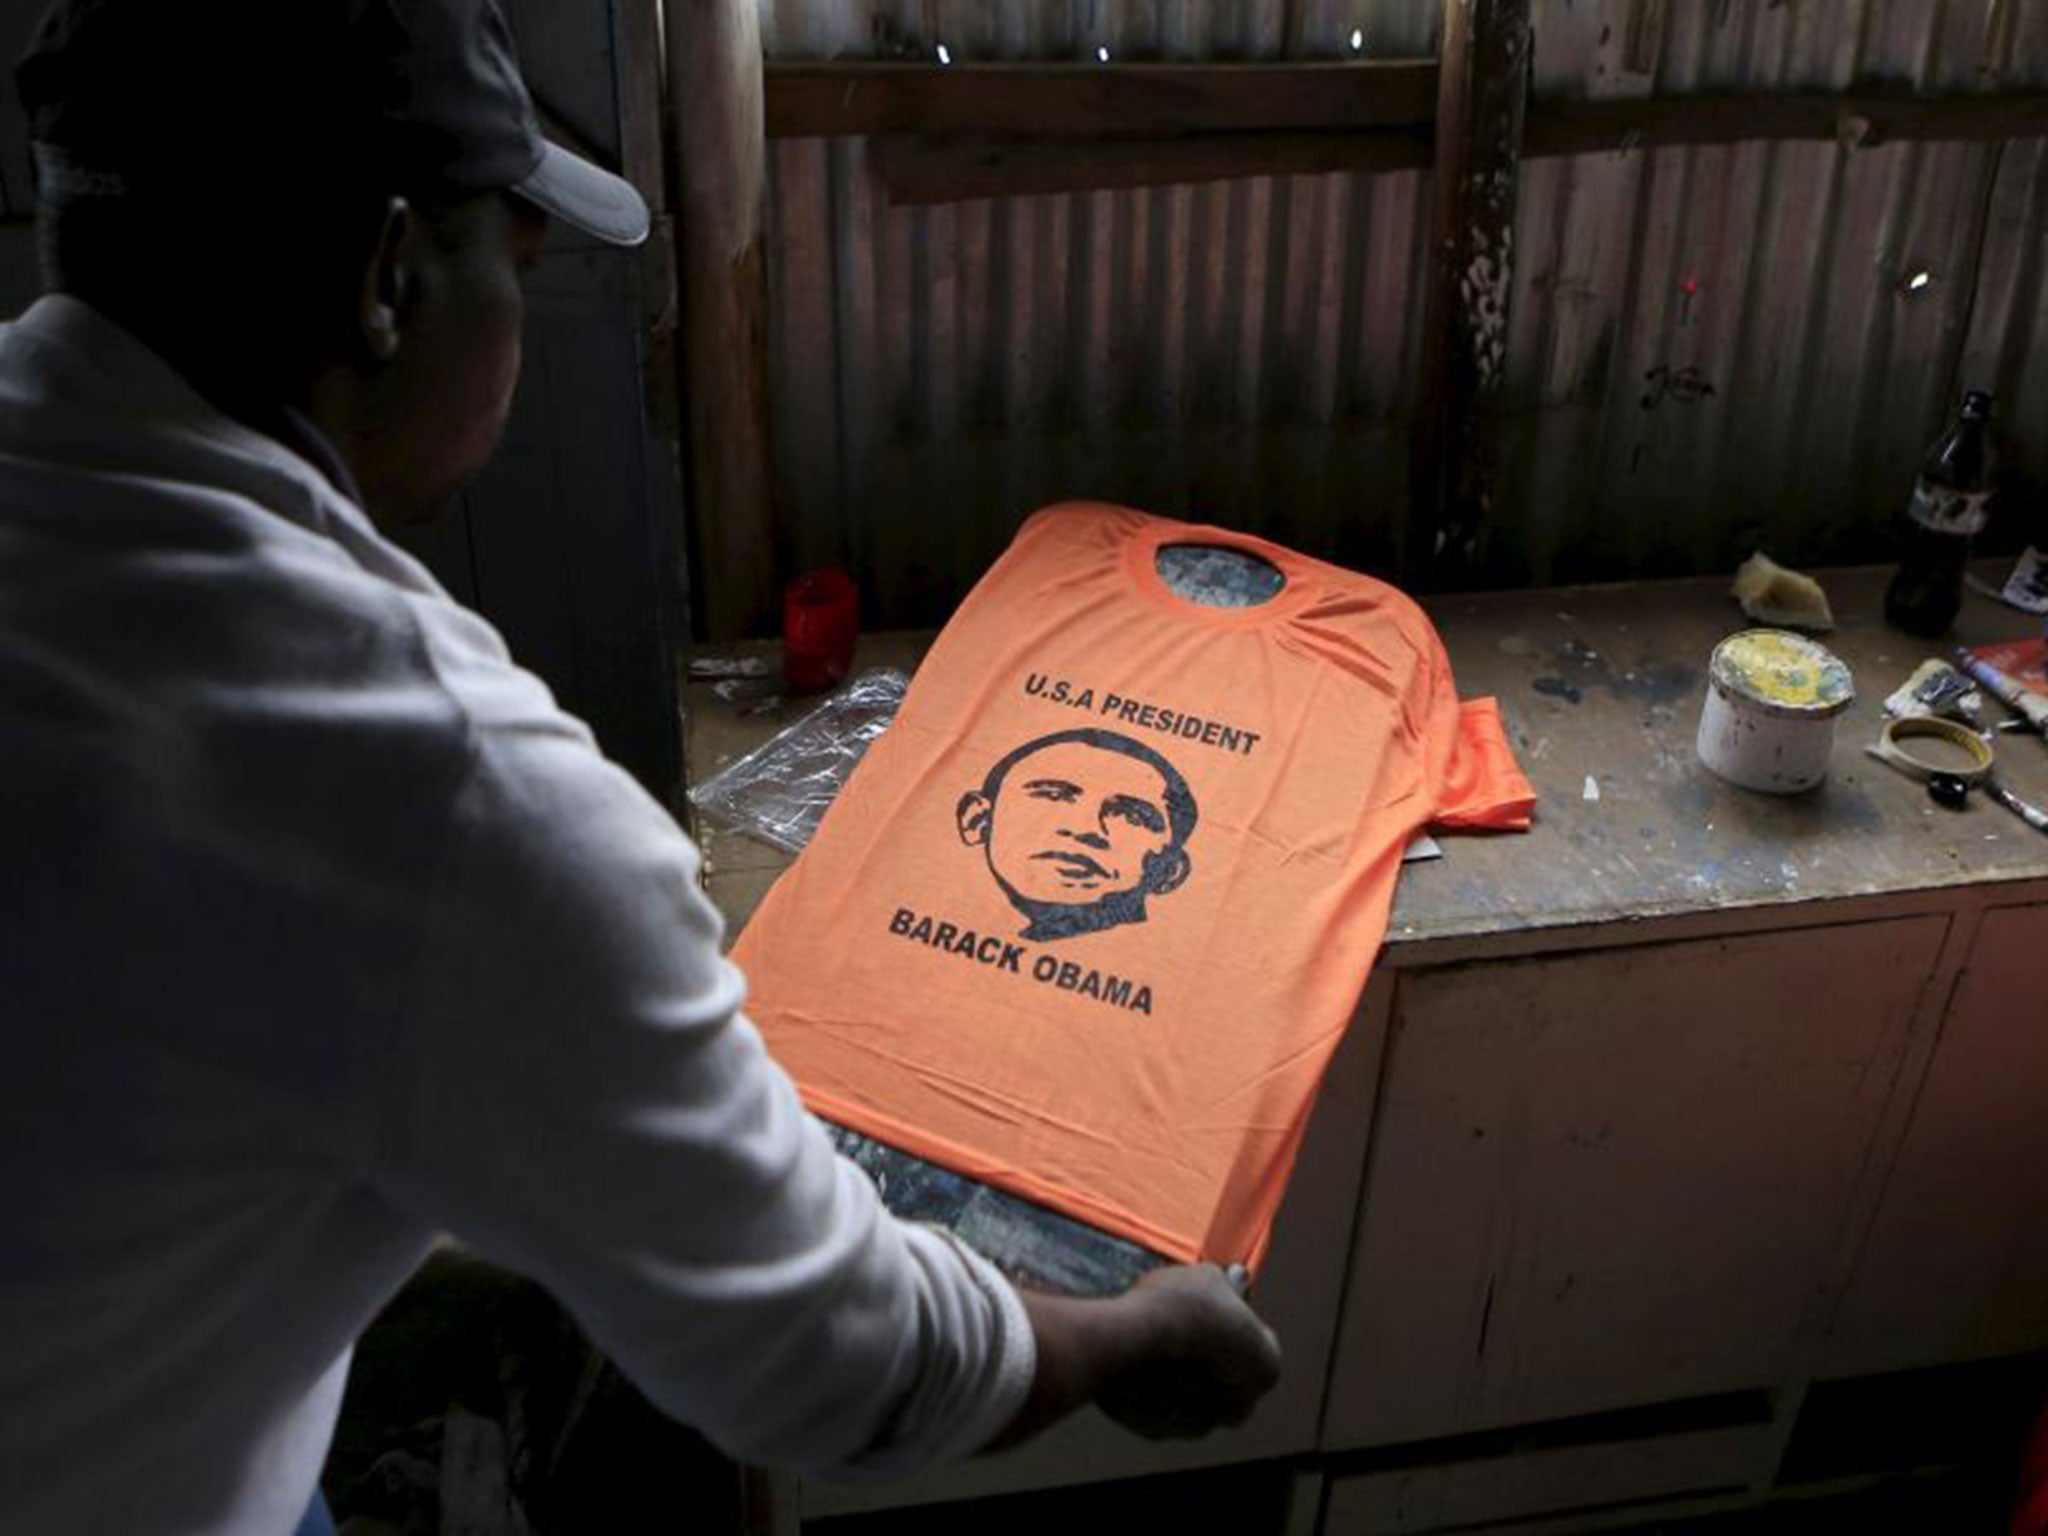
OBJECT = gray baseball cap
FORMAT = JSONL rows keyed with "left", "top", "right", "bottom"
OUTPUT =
{"left": 16, "top": 0, "right": 650, "bottom": 247}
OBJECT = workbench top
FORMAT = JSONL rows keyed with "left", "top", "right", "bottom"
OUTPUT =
{"left": 685, "top": 563, "right": 2048, "bottom": 961}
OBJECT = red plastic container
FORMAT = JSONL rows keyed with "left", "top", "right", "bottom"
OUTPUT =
{"left": 782, "top": 568, "right": 859, "bottom": 693}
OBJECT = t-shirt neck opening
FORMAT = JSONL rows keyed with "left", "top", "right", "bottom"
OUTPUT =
{"left": 1123, "top": 522, "right": 1314, "bottom": 625}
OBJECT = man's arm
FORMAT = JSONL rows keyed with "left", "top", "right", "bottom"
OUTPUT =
{"left": 377, "top": 670, "right": 1277, "bottom": 1478}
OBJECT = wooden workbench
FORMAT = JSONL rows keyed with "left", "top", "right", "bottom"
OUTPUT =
{"left": 690, "top": 563, "right": 2048, "bottom": 957}
{"left": 684, "top": 562, "right": 2048, "bottom": 1533}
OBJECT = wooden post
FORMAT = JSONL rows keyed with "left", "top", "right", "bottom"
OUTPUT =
{"left": 667, "top": 0, "right": 777, "bottom": 639}
{"left": 613, "top": 0, "right": 690, "bottom": 801}
{"left": 1411, "top": 0, "right": 1532, "bottom": 581}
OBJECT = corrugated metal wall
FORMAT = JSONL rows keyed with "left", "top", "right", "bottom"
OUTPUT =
{"left": 761, "top": 1, "right": 2048, "bottom": 624}
{"left": 1509, "top": 0, "right": 2048, "bottom": 582}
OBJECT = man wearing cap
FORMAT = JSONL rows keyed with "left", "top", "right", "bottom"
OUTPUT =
{"left": 0, "top": 3, "right": 1279, "bottom": 1533}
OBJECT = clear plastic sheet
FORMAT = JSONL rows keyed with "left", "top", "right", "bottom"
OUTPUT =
{"left": 687, "top": 668, "right": 908, "bottom": 852}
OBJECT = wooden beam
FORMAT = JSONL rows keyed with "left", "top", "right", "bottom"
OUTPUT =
{"left": 876, "top": 129, "right": 1431, "bottom": 205}
{"left": 771, "top": 56, "right": 2048, "bottom": 154}
{"left": 1413, "top": 0, "right": 1532, "bottom": 581}
{"left": 613, "top": 0, "right": 690, "bottom": 800}
{"left": 668, "top": 0, "right": 777, "bottom": 640}
{"left": 767, "top": 60, "right": 1441, "bottom": 139}
{"left": 844, "top": 86, "right": 2048, "bottom": 205}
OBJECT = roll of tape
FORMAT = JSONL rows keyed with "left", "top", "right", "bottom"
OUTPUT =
{"left": 1865, "top": 714, "right": 1995, "bottom": 786}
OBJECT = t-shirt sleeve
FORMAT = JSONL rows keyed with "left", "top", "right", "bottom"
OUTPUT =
{"left": 375, "top": 693, "right": 1033, "bottom": 1481}
{"left": 1418, "top": 637, "right": 1537, "bottom": 833}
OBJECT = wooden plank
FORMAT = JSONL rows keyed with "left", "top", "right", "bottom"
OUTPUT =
{"left": 766, "top": 60, "right": 1441, "bottom": 139}
{"left": 1322, "top": 1425, "right": 1769, "bottom": 1533}
{"left": 876, "top": 129, "right": 1431, "bottom": 205}
{"left": 668, "top": 0, "right": 778, "bottom": 639}
{"left": 612, "top": 0, "right": 692, "bottom": 783}
{"left": 1412, "top": 0, "right": 1532, "bottom": 579}
{"left": 851, "top": 87, "right": 2048, "bottom": 205}
{"left": 771, "top": 53, "right": 2048, "bottom": 153}
{"left": 1381, "top": 888, "right": 2012, "bottom": 973}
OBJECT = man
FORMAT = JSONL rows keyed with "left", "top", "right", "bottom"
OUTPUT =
{"left": 957, "top": 728, "right": 1198, "bottom": 941}
{"left": 0, "top": 4, "right": 1280, "bottom": 1533}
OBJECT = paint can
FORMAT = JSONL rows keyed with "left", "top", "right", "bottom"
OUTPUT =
{"left": 1696, "top": 629, "right": 1855, "bottom": 793}
{"left": 783, "top": 568, "right": 859, "bottom": 693}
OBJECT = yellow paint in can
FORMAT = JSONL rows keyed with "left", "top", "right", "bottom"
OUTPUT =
{"left": 1711, "top": 629, "right": 1854, "bottom": 713}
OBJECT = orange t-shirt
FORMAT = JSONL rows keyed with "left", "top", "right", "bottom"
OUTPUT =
{"left": 733, "top": 504, "right": 1534, "bottom": 1268}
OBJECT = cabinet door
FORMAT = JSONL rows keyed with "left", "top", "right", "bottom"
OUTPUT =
{"left": 1325, "top": 917, "right": 1945, "bottom": 1449}
{"left": 1822, "top": 902, "right": 2048, "bottom": 1378}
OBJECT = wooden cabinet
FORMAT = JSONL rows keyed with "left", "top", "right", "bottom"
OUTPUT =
{"left": 1313, "top": 898, "right": 2048, "bottom": 1532}
{"left": 688, "top": 567, "right": 2048, "bottom": 1530}
{"left": 1326, "top": 918, "right": 1945, "bottom": 1449}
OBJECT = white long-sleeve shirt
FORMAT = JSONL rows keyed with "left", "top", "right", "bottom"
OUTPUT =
{"left": 0, "top": 295, "right": 1033, "bottom": 1535}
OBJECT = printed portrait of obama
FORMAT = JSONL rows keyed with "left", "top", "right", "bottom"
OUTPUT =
{"left": 956, "top": 728, "right": 1199, "bottom": 942}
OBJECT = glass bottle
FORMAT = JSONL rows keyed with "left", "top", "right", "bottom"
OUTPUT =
{"left": 1884, "top": 389, "right": 1995, "bottom": 638}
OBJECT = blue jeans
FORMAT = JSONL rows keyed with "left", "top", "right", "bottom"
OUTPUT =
{"left": 293, "top": 1489, "right": 335, "bottom": 1536}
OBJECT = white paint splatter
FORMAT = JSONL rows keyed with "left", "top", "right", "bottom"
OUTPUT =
{"left": 1458, "top": 223, "right": 1514, "bottom": 389}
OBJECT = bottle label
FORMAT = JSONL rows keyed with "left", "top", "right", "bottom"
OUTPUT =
{"left": 2002, "top": 545, "right": 2048, "bottom": 614}
{"left": 1906, "top": 482, "right": 1990, "bottom": 537}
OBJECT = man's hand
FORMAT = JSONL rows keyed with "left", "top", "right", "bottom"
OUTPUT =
{"left": 1095, "top": 1264, "right": 1281, "bottom": 1438}
{"left": 988, "top": 1262, "right": 1281, "bottom": 1452}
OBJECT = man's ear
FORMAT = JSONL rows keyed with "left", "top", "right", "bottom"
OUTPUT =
{"left": 1143, "top": 846, "right": 1191, "bottom": 896}
{"left": 357, "top": 195, "right": 416, "bottom": 363}
{"left": 956, "top": 791, "right": 993, "bottom": 847}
